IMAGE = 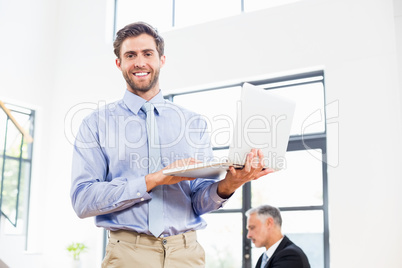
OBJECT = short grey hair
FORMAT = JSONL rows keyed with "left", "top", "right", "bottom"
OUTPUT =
{"left": 246, "top": 205, "right": 282, "bottom": 227}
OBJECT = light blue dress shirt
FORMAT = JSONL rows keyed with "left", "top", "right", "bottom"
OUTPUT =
{"left": 71, "top": 90, "right": 228, "bottom": 237}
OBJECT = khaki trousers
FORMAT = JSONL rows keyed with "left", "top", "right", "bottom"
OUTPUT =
{"left": 102, "top": 230, "right": 205, "bottom": 268}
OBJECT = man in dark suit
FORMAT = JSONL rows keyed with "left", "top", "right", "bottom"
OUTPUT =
{"left": 246, "top": 205, "right": 311, "bottom": 268}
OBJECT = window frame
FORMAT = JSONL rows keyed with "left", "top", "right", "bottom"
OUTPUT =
{"left": 113, "top": 0, "right": 305, "bottom": 37}
{"left": 112, "top": 0, "right": 275, "bottom": 37}
{"left": 0, "top": 102, "right": 35, "bottom": 247}
{"left": 165, "top": 70, "right": 330, "bottom": 268}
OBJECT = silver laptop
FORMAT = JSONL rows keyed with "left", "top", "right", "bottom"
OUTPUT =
{"left": 163, "top": 82, "right": 296, "bottom": 178}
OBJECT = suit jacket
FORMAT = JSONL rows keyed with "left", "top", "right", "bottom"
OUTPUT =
{"left": 255, "top": 236, "right": 310, "bottom": 268}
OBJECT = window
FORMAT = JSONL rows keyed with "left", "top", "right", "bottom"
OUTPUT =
{"left": 174, "top": 0, "right": 241, "bottom": 28}
{"left": 114, "top": 0, "right": 173, "bottom": 33}
{"left": 244, "top": 0, "right": 301, "bottom": 12}
{"left": 113, "top": 0, "right": 302, "bottom": 35}
{"left": 0, "top": 101, "right": 35, "bottom": 238}
{"left": 167, "top": 70, "right": 329, "bottom": 268}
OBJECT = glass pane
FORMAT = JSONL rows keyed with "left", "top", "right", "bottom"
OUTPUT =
{"left": 0, "top": 111, "right": 6, "bottom": 153}
{"left": 245, "top": 0, "right": 301, "bottom": 12}
{"left": 1, "top": 158, "right": 21, "bottom": 225}
{"left": 198, "top": 213, "right": 242, "bottom": 268}
{"left": 250, "top": 210, "right": 323, "bottom": 268}
{"left": 4, "top": 119, "right": 23, "bottom": 158}
{"left": 21, "top": 137, "right": 32, "bottom": 160}
{"left": 173, "top": 86, "right": 241, "bottom": 147}
{"left": 251, "top": 149, "right": 323, "bottom": 207}
{"left": 264, "top": 82, "right": 325, "bottom": 135}
{"left": 18, "top": 161, "right": 31, "bottom": 221}
{"left": 12, "top": 112, "right": 31, "bottom": 130}
{"left": 282, "top": 210, "right": 324, "bottom": 268}
{"left": 0, "top": 104, "right": 33, "bottom": 234}
{"left": 116, "top": 0, "right": 173, "bottom": 33}
{"left": 12, "top": 112, "right": 32, "bottom": 159}
{"left": 3, "top": 161, "right": 31, "bottom": 234}
{"left": 175, "top": 0, "right": 241, "bottom": 28}
{"left": 0, "top": 155, "right": 2, "bottom": 192}
{"left": 0, "top": 106, "right": 32, "bottom": 159}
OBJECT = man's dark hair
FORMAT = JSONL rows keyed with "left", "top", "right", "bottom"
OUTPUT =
{"left": 113, "top": 21, "right": 165, "bottom": 59}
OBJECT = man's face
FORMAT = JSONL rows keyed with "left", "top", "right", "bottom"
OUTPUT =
{"left": 247, "top": 213, "right": 270, "bottom": 249}
{"left": 116, "top": 34, "right": 166, "bottom": 96}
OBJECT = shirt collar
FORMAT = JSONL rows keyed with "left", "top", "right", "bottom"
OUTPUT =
{"left": 265, "top": 236, "right": 284, "bottom": 259}
{"left": 123, "top": 89, "right": 165, "bottom": 115}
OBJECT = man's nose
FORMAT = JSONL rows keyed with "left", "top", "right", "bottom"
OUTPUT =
{"left": 135, "top": 57, "right": 146, "bottom": 68}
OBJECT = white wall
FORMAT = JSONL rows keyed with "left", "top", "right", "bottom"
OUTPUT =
{"left": 0, "top": 0, "right": 401, "bottom": 267}
{"left": 0, "top": 0, "right": 110, "bottom": 267}
{"left": 0, "top": 0, "right": 58, "bottom": 267}
{"left": 395, "top": 0, "right": 402, "bottom": 115}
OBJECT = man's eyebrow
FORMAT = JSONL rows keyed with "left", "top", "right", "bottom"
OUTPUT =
{"left": 123, "top": 49, "right": 155, "bottom": 55}
{"left": 142, "top": 48, "right": 156, "bottom": 53}
{"left": 123, "top": 50, "right": 137, "bottom": 55}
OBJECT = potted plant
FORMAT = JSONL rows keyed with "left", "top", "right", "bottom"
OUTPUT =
{"left": 66, "top": 242, "right": 88, "bottom": 268}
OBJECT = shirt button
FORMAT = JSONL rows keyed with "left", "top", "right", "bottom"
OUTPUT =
{"left": 162, "top": 239, "right": 167, "bottom": 245}
{"left": 137, "top": 192, "right": 141, "bottom": 197}
{"left": 140, "top": 198, "right": 144, "bottom": 201}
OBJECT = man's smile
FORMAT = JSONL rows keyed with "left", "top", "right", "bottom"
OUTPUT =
{"left": 134, "top": 72, "right": 149, "bottom": 77}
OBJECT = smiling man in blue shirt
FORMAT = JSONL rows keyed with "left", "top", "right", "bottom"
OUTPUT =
{"left": 70, "top": 21, "right": 272, "bottom": 268}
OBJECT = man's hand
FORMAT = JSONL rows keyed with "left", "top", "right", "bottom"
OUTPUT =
{"left": 145, "top": 158, "right": 200, "bottom": 191}
{"left": 217, "top": 149, "right": 275, "bottom": 198}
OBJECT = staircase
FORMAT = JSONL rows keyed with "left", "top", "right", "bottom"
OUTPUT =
{"left": 0, "top": 259, "right": 9, "bottom": 268}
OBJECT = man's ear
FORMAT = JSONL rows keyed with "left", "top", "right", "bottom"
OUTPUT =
{"left": 160, "top": 55, "right": 166, "bottom": 68}
{"left": 115, "top": 58, "right": 122, "bottom": 70}
{"left": 265, "top": 217, "right": 274, "bottom": 228}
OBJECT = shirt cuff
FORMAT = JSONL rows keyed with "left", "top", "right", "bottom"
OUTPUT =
{"left": 126, "top": 176, "right": 151, "bottom": 202}
{"left": 209, "top": 181, "right": 231, "bottom": 207}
